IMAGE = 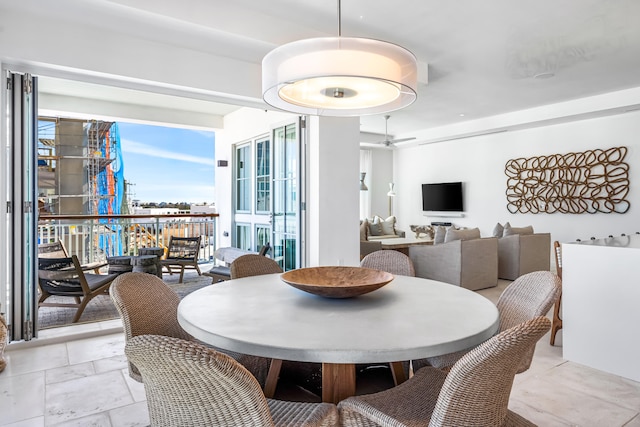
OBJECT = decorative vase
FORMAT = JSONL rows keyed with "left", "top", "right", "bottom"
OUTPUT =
{"left": 0, "top": 312, "right": 7, "bottom": 372}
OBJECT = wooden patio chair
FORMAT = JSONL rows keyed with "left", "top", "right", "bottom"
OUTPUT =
{"left": 37, "top": 256, "right": 118, "bottom": 323}
{"left": 38, "top": 240, "right": 107, "bottom": 273}
{"left": 160, "top": 236, "right": 202, "bottom": 283}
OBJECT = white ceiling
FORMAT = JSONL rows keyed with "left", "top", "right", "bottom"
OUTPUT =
{"left": 27, "top": 0, "right": 640, "bottom": 138}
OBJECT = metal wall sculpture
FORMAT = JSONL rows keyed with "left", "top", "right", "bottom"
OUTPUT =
{"left": 505, "top": 146, "right": 630, "bottom": 214}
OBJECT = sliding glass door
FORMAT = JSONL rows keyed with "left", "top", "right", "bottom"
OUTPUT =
{"left": 2, "top": 71, "right": 38, "bottom": 341}
{"left": 271, "top": 121, "right": 302, "bottom": 271}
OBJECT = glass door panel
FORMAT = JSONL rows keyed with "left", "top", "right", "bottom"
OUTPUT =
{"left": 272, "top": 122, "right": 300, "bottom": 271}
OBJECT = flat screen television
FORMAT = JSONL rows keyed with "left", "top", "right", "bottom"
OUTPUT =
{"left": 422, "top": 182, "right": 464, "bottom": 212}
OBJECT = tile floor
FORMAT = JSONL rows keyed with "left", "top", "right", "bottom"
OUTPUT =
{"left": 1, "top": 280, "right": 639, "bottom": 426}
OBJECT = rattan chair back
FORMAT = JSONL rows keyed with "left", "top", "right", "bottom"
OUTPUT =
{"left": 126, "top": 335, "right": 339, "bottom": 427}
{"left": 231, "top": 254, "right": 283, "bottom": 279}
{"left": 496, "top": 270, "right": 560, "bottom": 373}
{"left": 360, "top": 250, "right": 416, "bottom": 276}
{"left": 429, "top": 316, "right": 551, "bottom": 426}
{"left": 110, "top": 272, "right": 191, "bottom": 381}
{"left": 126, "top": 334, "right": 276, "bottom": 426}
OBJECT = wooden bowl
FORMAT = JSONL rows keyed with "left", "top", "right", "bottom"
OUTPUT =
{"left": 280, "top": 266, "right": 394, "bottom": 298}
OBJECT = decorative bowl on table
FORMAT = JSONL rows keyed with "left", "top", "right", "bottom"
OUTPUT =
{"left": 280, "top": 266, "right": 394, "bottom": 298}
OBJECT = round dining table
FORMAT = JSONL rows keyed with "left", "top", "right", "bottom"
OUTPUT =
{"left": 178, "top": 272, "right": 499, "bottom": 403}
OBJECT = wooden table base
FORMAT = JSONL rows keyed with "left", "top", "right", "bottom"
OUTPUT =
{"left": 263, "top": 359, "right": 408, "bottom": 404}
{"left": 322, "top": 363, "right": 356, "bottom": 404}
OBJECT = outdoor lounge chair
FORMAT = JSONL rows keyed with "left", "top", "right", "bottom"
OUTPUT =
{"left": 37, "top": 255, "right": 118, "bottom": 323}
{"left": 160, "top": 236, "right": 202, "bottom": 283}
{"left": 38, "top": 240, "right": 107, "bottom": 273}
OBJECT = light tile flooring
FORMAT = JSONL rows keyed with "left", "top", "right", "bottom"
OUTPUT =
{"left": 1, "top": 280, "right": 639, "bottom": 426}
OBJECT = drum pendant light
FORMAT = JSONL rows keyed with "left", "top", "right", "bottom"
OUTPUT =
{"left": 262, "top": 1, "right": 417, "bottom": 117}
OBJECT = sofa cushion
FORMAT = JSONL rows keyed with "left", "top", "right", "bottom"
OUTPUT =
{"left": 445, "top": 227, "right": 481, "bottom": 243}
{"left": 492, "top": 222, "right": 504, "bottom": 237}
{"left": 503, "top": 223, "right": 534, "bottom": 236}
{"left": 360, "top": 220, "right": 369, "bottom": 241}
{"left": 434, "top": 226, "right": 447, "bottom": 244}
{"left": 368, "top": 221, "right": 384, "bottom": 236}
{"left": 379, "top": 216, "right": 397, "bottom": 236}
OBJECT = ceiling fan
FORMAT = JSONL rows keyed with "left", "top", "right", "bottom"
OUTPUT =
{"left": 371, "top": 115, "right": 416, "bottom": 147}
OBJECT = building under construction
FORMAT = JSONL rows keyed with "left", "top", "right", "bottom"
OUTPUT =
{"left": 38, "top": 117, "right": 126, "bottom": 216}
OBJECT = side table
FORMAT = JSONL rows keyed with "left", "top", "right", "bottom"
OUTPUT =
{"left": 139, "top": 247, "right": 165, "bottom": 278}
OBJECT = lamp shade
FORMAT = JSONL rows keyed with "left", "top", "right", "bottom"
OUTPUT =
{"left": 262, "top": 37, "right": 417, "bottom": 116}
{"left": 360, "top": 172, "right": 368, "bottom": 191}
{"left": 387, "top": 182, "right": 396, "bottom": 196}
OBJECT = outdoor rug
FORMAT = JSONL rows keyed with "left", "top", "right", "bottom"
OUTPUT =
{"left": 37, "top": 270, "right": 213, "bottom": 329}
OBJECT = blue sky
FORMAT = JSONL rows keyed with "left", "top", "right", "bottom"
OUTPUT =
{"left": 117, "top": 122, "right": 215, "bottom": 204}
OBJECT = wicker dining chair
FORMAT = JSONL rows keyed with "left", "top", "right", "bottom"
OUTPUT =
{"left": 230, "top": 254, "right": 283, "bottom": 279}
{"left": 110, "top": 272, "right": 270, "bottom": 386}
{"left": 338, "top": 316, "right": 551, "bottom": 427}
{"left": 360, "top": 250, "right": 416, "bottom": 276}
{"left": 126, "top": 334, "right": 339, "bottom": 427}
{"left": 413, "top": 270, "right": 561, "bottom": 374}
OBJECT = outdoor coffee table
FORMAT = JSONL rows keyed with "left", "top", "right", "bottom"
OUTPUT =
{"left": 178, "top": 273, "right": 499, "bottom": 403}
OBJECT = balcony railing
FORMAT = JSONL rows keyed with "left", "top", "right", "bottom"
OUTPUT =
{"left": 37, "top": 213, "right": 218, "bottom": 265}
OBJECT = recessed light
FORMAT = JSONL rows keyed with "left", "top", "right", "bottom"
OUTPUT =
{"left": 534, "top": 72, "right": 555, "bottom": 80}
{"left": 459, "top": 113, "right": 465, "bottom": 117}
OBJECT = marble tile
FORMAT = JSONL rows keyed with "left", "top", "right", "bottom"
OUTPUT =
{"left": 108, "top": 401, "right": 150, "bottom": 427}
{"left": 121, "top": 368, "right": 147, "bottom": 402}
{"left": 0, "top": 372, "right": 45, "bottom": 425}
{"left": 539, "top": 361, "right": 640, "bottom": 411}
{"left": 93, "top": 354, "right": 128, "bottom": 374}
{"left": 508, "top": 399, "right": 574, "bottom": 426}
{"left": 45, "top": 370, "right": 133, "bottom": 425}
{"left": 98, "top": 318, "right": 123, "bottom": 330}
{"left": 510, "top": 376, "right": 637, "bottom": 426}
{"left": 3, "top": 343, "right": 68, "bottom": 377}
{"left": 38, "top": 323, "right": 102, "bottom": 340}
{"left": 66, "top": 333, "right": 126, "bottom": 365}
{"left": 625, "top": 414, "right": 640, "bottom": 426}
{"left": 1, "top": 418, "right": 45, "bottom": 427}
{"left": 46, "top": 362, "right": 95, "bottom": 385}
{"left": 49, "top": 412, "right": 111, "bottom": 427}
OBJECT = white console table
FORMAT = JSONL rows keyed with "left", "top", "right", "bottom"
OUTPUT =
{"left": 562, "top": 234, "right": 640, "bottom": 382}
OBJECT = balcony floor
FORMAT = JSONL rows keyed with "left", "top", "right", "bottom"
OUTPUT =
{"left": 38, "top": 263, "right": 216, "bottom": 330}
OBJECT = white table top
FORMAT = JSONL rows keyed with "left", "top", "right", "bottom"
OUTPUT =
{"left": 178, "top": 273, "right": 499, "bottom": 364}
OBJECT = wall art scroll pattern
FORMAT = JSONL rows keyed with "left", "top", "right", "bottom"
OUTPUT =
{"left": 505, "top": 146, "right": 630, "bottom": 214}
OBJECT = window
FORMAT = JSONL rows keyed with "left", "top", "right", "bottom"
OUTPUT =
{"left": 235, "top": 144, "right": 250, "bottom": 212}
{"left": 235, "top": 223, "right": 251, "bottom": 250}
{"left": 255, "top": 137, "right": 270, "bottom": 213}
{"left": 255, "top": 224, "right": 271, "bottom": 252}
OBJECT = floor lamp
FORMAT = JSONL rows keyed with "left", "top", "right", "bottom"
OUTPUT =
{"left": 387, "top": 182, "right": 396, "bottom": 217}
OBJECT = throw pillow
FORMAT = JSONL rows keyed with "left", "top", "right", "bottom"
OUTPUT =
{"left": 503, "top": 223, "right": 534, "bottom": 236}
{"left": 360, "top": 220, "right": 369, "bottom": 241}
{"left": 492, "top": 222, "right": 504, "bottom": 238}
{"left": 434, "top": 226, "right": 447, "bottom": 244}
{"left": 380, "top": 215, "right": 396, "bottom": 236}
{"left": 368, "top": 221, "right": 384, "bottom": 236}
{"left": 444, "top": 227, "right": 481, "bottom": 243}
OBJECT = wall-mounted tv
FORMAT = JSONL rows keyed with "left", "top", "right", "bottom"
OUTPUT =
{"left": 422, "top": 182, "right": 464, "bottom": 212}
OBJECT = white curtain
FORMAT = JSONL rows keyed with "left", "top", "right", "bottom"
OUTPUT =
{"left": 360, "top": 149, "right": 372, "bottom": 220}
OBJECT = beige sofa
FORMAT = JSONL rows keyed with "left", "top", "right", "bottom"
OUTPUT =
{"left": 498, "top": 233, "right": 551, "bottom": 280}
{"left": 409, "top": 237, "right": 498, "bottom": 290}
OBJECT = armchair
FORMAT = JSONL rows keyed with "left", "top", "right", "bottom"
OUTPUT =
{"left": 498, "top": 233, "right": 551, "bottom": 280}
{"left": 409, "top": 237, "right": 498, "bottom": 290}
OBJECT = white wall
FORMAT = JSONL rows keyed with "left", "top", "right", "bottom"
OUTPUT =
{"left": 368, "top": 149, "right": 394, "bottom": 219}
{"left": 394, "top": 110, "right": 640, "bottom": 245}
